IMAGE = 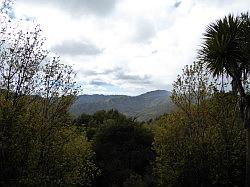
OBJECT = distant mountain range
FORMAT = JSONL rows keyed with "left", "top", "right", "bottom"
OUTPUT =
{"left": 70, "top": 90, "right": 175, "bottom": 121}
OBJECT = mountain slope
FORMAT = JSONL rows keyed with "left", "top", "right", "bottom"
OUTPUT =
{"left": 70, "top": 90, "right": 174, "bottom": 121}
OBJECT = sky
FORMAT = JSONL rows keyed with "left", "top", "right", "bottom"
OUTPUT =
{"left": 11, "top": 0, "right": 250, "bottom": 95}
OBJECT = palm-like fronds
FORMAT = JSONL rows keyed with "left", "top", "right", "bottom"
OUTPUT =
{"left": 199, "top": 14, "right": 249, "bottom": 80}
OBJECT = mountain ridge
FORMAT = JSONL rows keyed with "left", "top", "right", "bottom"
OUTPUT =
{"left": 70, "top": 90, "right": 174, "bottom": 121}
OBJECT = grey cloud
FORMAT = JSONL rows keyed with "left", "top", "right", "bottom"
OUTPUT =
{"left": 82, "top": 70, "right": 100, "bottom": 76}
{"left": 82, "top": 67, "right": 123, "bottom": 76}
{"left": 115, "top": 72, "right": 152, "bottom": 85}
{"left": 90, "top": 80, "right": 113, "bottom": 86}
{"left": 133, "top": 19, "right": 156, "bottom": 43}
{"left": 102, "top": 68, "right": 119, "bottom": 75}
{"left": 52, "top": 40, "right": 103, "bottom": 56}
{"left": 82, "top": 67, "right": 152, "bottom": 85}
{"left": 19, "top": 0, "right": 117, "bottom": 17}
{"left": 174, "top": 1, "right": 182, "bottom": 8}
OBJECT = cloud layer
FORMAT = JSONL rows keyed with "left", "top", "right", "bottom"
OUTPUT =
{"left": 13, "top": 0, "right": 250, "bottom": 95}
{"left": 52, "top": 40, "right": 103, "bottom": 56}
{"left": 18, "top": 0, "right": 117, "bottom": 16}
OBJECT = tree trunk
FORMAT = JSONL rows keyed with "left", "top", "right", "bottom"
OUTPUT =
{"left": 245, "top": 96, "right": 250, "bottom": 187}
{"left": 246, "top": 128, "right": 250, "bottom": 187}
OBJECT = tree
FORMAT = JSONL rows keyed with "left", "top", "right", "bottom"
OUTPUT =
{"left": 75, "top": 109, "right": 133, "bottom": 140}
{"left": 153, "top": 94, "right": 245, "bottom": 187}
{"left": 199, "top": 13, "right": 250, "bottom": 186}
{"left": 153, "top": 62, "right": 245, "bottom": 186}
{"left": 18, "top": 124, "right": 100, "bottom": 186}
{"left": 0, "top": 1, "right": 101, "bottom": 185}
{"left": 171, "top": 61, "right": 215, "bottom": 127}
{"left": 92, "top": 111, "right": 154, "bottom": 187}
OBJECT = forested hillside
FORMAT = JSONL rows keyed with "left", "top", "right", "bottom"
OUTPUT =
{"left": 70, "top": 90, "right": 174, "bottom": 121}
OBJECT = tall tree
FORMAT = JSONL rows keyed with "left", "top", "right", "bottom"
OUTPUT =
{"left": 0, "top": 1, "right": 101, "bottom": 185}
{"left": 199, "top": 13, "right": 250, "bottom": 186}
{"left": 154, "top": 61, "right": 245, "bottom": 186}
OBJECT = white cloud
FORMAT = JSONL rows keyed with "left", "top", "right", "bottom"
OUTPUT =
{"left": 12, "top": 0, "right": 250, "bottom": 95}
{"left": 132, "top": 19, "right": 156, "bottom": 43}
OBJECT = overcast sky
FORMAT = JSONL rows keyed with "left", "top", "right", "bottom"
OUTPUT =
{"left": 12, "top": 0, "right": 250, "bottom": 95}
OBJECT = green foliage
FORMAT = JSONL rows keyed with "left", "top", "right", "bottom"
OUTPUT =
{"left": 75, "top": 109, "right": 131, "bottom": 140}
{"left": 0, "top": 93, "right": 100, "bottom": 186}
{"left": 198, "top": 12, "right": 250, "bottom": 186}
{"left": 171, "top": 61, "right": 215, "bottom": 117}
{"left": 153, "top": 94, "right": 245, "bottom": 187}
{"left": 153, "top": 62, "right": 245, "bottom": 187}
{"left": 199, "top": 13, "right": 250, "bottom": 118}
{"left": 89, "top": 110, "right": 155, "bottom": 187}
{"left": 59, "top": 127, "right": 99, "bottom": 186}
{"left": 199, "top": 13, "right": 250, "bottom": 79}
{"left": 0, "top": 1, "right": 99, "bottom": 186}
{"left": 20, "top": 125, "right": 100, "bottom": 186}
{"left": 123, "top": 173, "right": 147, "bottom": 187}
